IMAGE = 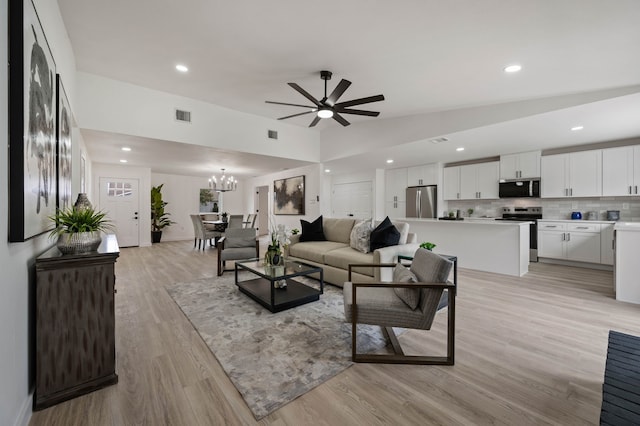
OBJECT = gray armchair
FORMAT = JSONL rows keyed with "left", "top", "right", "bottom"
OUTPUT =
{"left": 217, "top": 228, "right": 259, "bottom": 276}
{"left": 344, "top": 248, "right": 455, "bottom": 364}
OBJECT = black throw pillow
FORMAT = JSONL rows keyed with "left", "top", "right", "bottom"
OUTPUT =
{"left": 370, "top": 216, "right": 400, "bottom": 251}
{"left": 300, "top": 216, "right": 326, "bottom": 242}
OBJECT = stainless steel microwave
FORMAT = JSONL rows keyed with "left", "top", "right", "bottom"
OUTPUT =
{"left": 499, "top": 180, "right": 540, "bottom": 198}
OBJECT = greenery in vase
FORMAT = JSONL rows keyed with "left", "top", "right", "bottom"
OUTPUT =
{"left": 291, "top": 228, "right": 300, "bottom": 235}
{"left": 467, "top": 208, "right": 474, "bottom": 217}
{"left": 420, "top": 241, "right": 436, "bottom": 251}
{"left": 151, "top": 184, "right": 175, "bottom": 231}
{"left": 48, "top": 206, "right": 114, "bottom": 237}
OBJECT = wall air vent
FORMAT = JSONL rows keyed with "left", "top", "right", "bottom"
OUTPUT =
{"left": 268, "top": 130, "right": 278, "bottom": 140}
{"left": 430, "top": 137, "right": 449, "bottom": 144}
{"left": 175, "top": 109, "right": 192, "bottom": 123}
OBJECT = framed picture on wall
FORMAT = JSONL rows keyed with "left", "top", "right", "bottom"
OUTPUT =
{"left": 274, "top": 175, "right": 305, "bottom": 215}
{"left": 56, "top": 74, "right": 73, "bottom": 211}
{"left": 8, "top": 0, "right": 58, "bottom": 241}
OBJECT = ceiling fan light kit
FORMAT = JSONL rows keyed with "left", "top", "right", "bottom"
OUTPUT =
{"left": 266, "top": 70, "right": 385, "bottom": 127}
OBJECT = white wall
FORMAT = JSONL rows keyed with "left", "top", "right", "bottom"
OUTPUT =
{"left": 246, "top": 164, "right": 323, "bottom": 234}
{"left": 1, "top": 1, "right": 77, "bottom": 425}
{"left": 76, "top": 72, "right": 322, "bottom": 162}
{"left": 150, "top": 173, "right": 246, "bottom": 241}
{"left": 92, "top": 163, "right": 152, "bottom": 246}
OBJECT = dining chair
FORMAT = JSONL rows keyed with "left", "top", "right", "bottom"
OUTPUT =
{"left": 228, "top": 214, "right": 244, "bottom": 229}
{"left": 244, "top": 213, "right": 257, "bottom": 228}
{"left": 189, "top": 214, "right": 221, "bottom": 250}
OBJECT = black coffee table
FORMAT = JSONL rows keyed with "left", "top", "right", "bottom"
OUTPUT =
{"left": 234, "top": 259, "right": 324, "bottom": 313}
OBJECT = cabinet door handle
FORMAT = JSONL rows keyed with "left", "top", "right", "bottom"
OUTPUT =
{"left": 570, "top": 188, "right": 573, "bottom": 196}
{"left": 567, "top": 233, "right": 571, "bottom": 241}
{"left": 630, "top": 186, "right": 632, "bottom": 195}
{"left": 636, "top": 185, "right": 638, "bottom": 194}
{"left": 564, "top": 188, "right": 568, "bottom": 196}
{"left": 545, "top": 225, "right": 558, "bottom": 228}
{"left": 561, "top": 233, "right": 565, "bottom": 241}
{"left": 576, "top": 226, "right": 588, "bottom": 229}
{"left": 457, "top": 192, "right": 460, "bottom": 199}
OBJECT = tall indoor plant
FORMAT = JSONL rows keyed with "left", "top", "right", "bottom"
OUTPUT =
{"left": 151, "top": 184, "right": 174, "bottom": 243}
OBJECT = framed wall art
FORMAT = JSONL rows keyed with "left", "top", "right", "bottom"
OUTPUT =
{"left": 57, "top": 75, "right": 73, "bottom": 211}
{"left": 8, "top": 0, "right": 58, "bottom": 241}
{"left": 273, "top": 175, "right": 305, "bottom": 215}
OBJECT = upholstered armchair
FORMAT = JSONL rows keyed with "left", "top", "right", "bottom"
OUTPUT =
{"left": 344, "top": 248, "right": 455, "bottom": 364}
{"left": 217, "top": 228, "right": 259, "bottom": 276}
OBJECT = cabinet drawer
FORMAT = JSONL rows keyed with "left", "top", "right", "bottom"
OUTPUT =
{"left": 538, "top": 222, "right": 567, "bottom": 231}
{"left": 567, "top": 223, "right": 601, "bottom": 233}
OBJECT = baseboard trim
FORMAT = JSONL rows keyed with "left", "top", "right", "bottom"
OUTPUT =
{"left": 538, "top": 257, "right": 613, "bottom": 271}
{"left": 14, "top": 393, "right": 32, "bottom": 426}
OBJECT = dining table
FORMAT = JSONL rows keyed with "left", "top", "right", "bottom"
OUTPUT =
{"left": 202, "top": 220, "right": 228, "bottom": 232}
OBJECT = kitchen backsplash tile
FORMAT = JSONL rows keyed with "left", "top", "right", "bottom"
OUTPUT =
{"left": 447, "top": 198, "right": 640, "bottom": 221}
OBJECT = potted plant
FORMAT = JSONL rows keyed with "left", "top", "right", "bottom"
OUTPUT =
{"left": 49, "top": 206, "right": 114, "bottom": 254}
{"left": 420, "top": 241, "right": 436, "bottom": 251}
{"left": 151, "top": 184, "right": 174, "bottom": 243}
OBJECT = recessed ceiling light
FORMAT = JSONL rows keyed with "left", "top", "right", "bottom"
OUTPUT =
{"left": 386, "top": 159, "right": 394, "bottom": 164}
{"left": 324, "top": 169, "right": 331, "bottom": 173}
{"left": 175, "top": 64, "right": 189, "bottom": 73}
{"left": 119, "top": 159, "right": 128, "bottom": 163}
{"left": 456, "top": 147, "right": 465, "bottom": 152}
{"left": 571, "top": 126, "right": 584, "bottom": 131}
{"left": 430, "top": 137, "right": 449, "bottom": 144}
{"left": 504, "top": 64, "right": 522, "bottom": 73}
{"left": 121, "top": 146, "right": 131, "bottom": 151}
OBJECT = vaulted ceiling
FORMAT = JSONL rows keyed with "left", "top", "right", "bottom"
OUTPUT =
{"left": 58, "top": 0, "right": 640, "bottom": 176}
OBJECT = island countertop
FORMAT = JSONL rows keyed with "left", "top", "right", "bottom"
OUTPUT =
{"left": 398, "top": 218, "right": 529, "bottom": 276}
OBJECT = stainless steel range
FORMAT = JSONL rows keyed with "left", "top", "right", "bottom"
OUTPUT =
{"left": 495, "top": 207, "right": 543, "bottom": 262}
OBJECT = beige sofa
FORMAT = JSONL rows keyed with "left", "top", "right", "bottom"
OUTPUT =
{"left": 284, "top": 218, "right": 419, "bottom": 287}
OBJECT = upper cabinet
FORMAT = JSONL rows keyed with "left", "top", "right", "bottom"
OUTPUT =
{"left": 499, "top": 150, "right": 541, "bottom": 180}
{"left": 407, "top": 163, "right": 438, "bottom": 186}
{"left": 385, "top": 168, "right": 407, "bottom": 203}
{"left": 444, "top": 162, "right": 499, "bottom": 200}
{"left": 602, "top": 145, "right": 640, "bottom": 196}
{"left": 540, "top": 150, "right": 602, "bottom": 198}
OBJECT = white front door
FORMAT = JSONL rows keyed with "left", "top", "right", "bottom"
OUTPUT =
{"left": 99, "top": 177, "right": 140, "bottom": 247}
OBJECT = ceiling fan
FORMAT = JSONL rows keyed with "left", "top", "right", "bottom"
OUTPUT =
{"left": 266, "top": 70, "right": 385, "bottom": 127}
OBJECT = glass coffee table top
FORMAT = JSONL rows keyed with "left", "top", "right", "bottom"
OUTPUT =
{"left": 235, "top": 259, "right": 321, "bottom": 280}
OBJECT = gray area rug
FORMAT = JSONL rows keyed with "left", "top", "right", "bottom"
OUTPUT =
{"left": 166, "top": 272, "right": 388, "bottom": 420}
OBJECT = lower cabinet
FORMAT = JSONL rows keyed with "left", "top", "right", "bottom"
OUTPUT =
{"left": 34, "top": 235, "right": 120, "bottom": 410}
{"left": 538, "top": 222, "right": 601, "bottom": 264}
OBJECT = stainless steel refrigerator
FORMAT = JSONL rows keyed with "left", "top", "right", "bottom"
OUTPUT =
{"left": 406, "top": 185, "right": 437, "bottom": 218}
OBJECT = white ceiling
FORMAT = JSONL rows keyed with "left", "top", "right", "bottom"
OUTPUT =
{"left": 59, "top": 0, "right": 640, "bottom": 177}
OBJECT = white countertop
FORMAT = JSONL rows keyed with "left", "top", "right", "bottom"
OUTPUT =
{"left": 614, "top": 222, "right": 640, "bottom": 231}
{"left": 538, "top": 219, "right": 616, "bottom": 224}
{"left": 398, "top": 218, "right": 530, "bottom": 226}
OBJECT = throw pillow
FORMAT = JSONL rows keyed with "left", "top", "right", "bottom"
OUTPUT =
{"left": 350, "top": 219, "right": 373, "bottom": 253}
{"left": 369, "top": 216, "right": 400, "bottom": 251}
{"left": 300, "top": 216, "right": 326, "bottom": 242}
{"left": 392, "top": 264, "right": 420, "bottom": 310}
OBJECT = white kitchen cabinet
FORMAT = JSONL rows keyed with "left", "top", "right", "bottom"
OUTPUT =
{"left": 538, "top": 221, "right": 601, "bottom": 263}
{"left": 602, "top": 145, "right": 640, "bottom": 196}
{"left": 385, "top": 168, "right": 407, "bottom": 218}
{"left": 407, "top": 163, "right": 438, "bottom": 186}
{"left": 459, "top": 162, "right": 499, "bottom": 200}
{"left": 600, "top": 223, "right": 615, "bottom": 265}
{"left": 385, "top": 168, "right": 407, "bottom": 203}
{"left": 500, "top": 150, "right": 541, "bottom": 180}
{"left": 443, "top": 166, "right": 461, "bottom": 200}
{"left": 540, "top": 150, "right": 602, "bottom": 198}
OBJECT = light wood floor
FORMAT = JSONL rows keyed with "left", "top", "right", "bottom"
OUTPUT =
{"left": 30, "top": 239, "right": 640, "bottom": 425}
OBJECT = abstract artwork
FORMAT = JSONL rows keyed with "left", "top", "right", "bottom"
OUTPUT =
{"left": 57, "top": 75, "right": 72, "bottom": 211}
{"left": 274, "top": 175, "right": 305, "bottom": 215}
{"left": 8, "top": 0, "right": 57, "bottom": 241}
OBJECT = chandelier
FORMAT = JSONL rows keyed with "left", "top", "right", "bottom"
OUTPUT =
{"left": 209, "top": 168, "right": 237, "bottom": 192}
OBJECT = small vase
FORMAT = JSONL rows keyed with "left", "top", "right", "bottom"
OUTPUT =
{"left": 57, "top": 231, "right": 102, "bottom": 254}
{"left": 74, "top": 193, "right": 93, "bottom": 211}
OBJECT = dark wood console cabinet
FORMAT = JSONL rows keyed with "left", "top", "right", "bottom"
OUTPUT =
{"left": 34, "top": 234, "right": 120, "bottom": 410}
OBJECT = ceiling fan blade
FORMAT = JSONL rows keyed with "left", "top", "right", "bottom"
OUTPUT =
{"left": 288, "top": 83, "right": 321, "bottom": 107}
{"left": 308, "top": 115, "right": 322, "bottom": 127}
{"left": 332, "top": 113, "right": 351, "bottom": 127}
{"left": 266, "top": 100, "right": 316, "bottom": 109}
{"left": 335, "top": 94, "right": 385, "bottom": 109}
{"left": 336, "top": 108, "right": 380, "bottom": 117}
{"left": 326, "top": 79, "right": 351, "bottom": 106}
{"left": 278, "top": 111, "right": 314, "bottom": 120}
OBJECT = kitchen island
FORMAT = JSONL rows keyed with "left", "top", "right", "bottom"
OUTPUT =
{"left": 399, "top": 218, "right": 530, "bottom": 276}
